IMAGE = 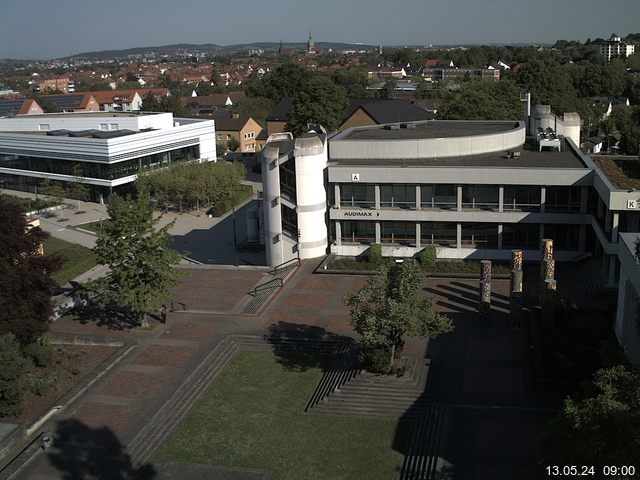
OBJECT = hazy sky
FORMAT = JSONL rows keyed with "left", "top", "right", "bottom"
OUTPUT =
{"left": 1, "top": 0, "right": 639, "bottom": 59}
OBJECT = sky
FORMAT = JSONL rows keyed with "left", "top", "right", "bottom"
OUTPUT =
{"left": 1, "top": 0, "right": 639, "bottom": 60}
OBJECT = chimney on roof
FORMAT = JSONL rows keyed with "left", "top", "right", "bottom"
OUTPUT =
{"left": 232, "top": 112, "right": 239, "bottom": 119}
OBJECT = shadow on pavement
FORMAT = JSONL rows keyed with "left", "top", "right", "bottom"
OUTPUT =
{"left": 47, "top": 419, "right": 155, "bottom": 479}
{"left": 69, "top": 306, "right": 141, "bottom": 331}
{"left": 264, "top": 321, "right": 357, "bottom": 372}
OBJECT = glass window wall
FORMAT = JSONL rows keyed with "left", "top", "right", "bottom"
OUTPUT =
{"left": 380, "top": 184, "right": 416, "bottom": 209}
{"left": 501, "top": 223, "right": 539, "bottom": 249}
{"left": 341, "top": 221, "right": 376, "bottom": 244}
{"left": 340, "top": 184, "right": 375, "bottom": 208}
{"left": 545, "top": 186, "right": 581, "bottom": 212}
{"left": 380, "top": 222, "right": 415, "bottom": 245}
{"left": 461, "top": 223, "right": 498, "bottom": 248}
{"left": 421, "top": 184, "right": 457, "bottom": 210}
{"left": 420, "top": 222, "right": 457, "bottom": 246}
{"left": 503, "top": 186, "right": 541, "bottom": 212}
{"left": 462, "top": 186, "right": 499, "bottom": 211}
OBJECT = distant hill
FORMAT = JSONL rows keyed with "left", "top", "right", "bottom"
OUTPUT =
{"left": 63, "top": 42, "right": 379, "bottom": 60}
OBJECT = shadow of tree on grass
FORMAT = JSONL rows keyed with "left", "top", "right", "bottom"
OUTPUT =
{"left": 48, "top": 419, "right": 155, "bottom": 480}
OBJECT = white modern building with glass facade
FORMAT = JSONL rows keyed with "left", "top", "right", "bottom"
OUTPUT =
{"left": 0, "top": 112, "right": 216, "bottom": 202}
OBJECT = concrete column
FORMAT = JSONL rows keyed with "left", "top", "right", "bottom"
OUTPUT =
{"left": 498, "top": 186, "right": 504, "bottom": 213}
{"left": 497, "top": 224, "right": 503, "bottom": 249}
{"left": 540, "top": 187, "right": 546, "bottom": 213}
{"left": 261, "top": 151, "right": 284, "bottom": 267}
{"left": 539, "top": 223, "right": 545, "bottom": 241}
{"left": 335, "top": 221, "right": 342, "bottom": 246}
{"left": 580, "top": 186, "right": 588, "bottom": 214}
{"left": 375, "top": 222, "right": 381, "bottom": 244}
{"left": 611, "top": 212, "right": 619, "bottom": 242}
{"left": 578, "top": 224, "right": 586, "bottom": 251}
{"left": 416, "top": 185, "right": 421, "bottom": 211}
{"left": 608, "top": 255, "right": 617, "bottom": 287}
{"left": 597, "top": 197, "right": 603, "bottom": 219}
{"left": 605, "top": 208, "right": 611, "bottom": 232}
{"left": 602, "top": 250, "right": 608, "bottom": 275}
{"left": 416, "top": 223, "right": 421, "bottom": 249}
{"left": 457, "top": 185, "right": 462, "bottom": 212}
{"left": 334, "top": 184, "right": 341, "bottom": 209}
{"left": 374, "top": 185, "right": 380, "bottom": 210}
{"left": 456, "top": 223, "right": 462, "bottom": 249}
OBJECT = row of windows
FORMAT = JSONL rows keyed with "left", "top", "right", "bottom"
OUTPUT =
{"left": 0, "top": 145, "right": 199, "bottom": 180}
{"left": 336, "top": 184, "right": 582, "bottom": 212}
{"left": 243, "top": 131, "right": 256, "bottom": 139}
{"left": 338, "top": 221, "right": 580, "bottom": 250}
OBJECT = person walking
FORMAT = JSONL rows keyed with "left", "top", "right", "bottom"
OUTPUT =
{"left": 160, "top": 304, "right": 167, "bottom": 324}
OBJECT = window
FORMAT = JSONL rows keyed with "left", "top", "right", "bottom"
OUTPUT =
{"left": 381, "top": 222, "right": 415, "bottom": 245}
{"left": 340, "top": 184, "right": 375, "bottom": 208}
{"left": 421, "top": 184, "right": 456, "bottom": 209}
{"left": 421, "top": 222, "right": 457, "bottom": 246}
{"left": 380, "top": 184, "right": 415, "bottom": 209}
{"left": 502, "top": 223, "right": 539, "bottom": 249}
{"left": 217, "top": 134, "right": 223, "bottom": 140}
{"left": 462, "top": 186, "right": 499, "bottom": 210}
{"left": 461, "top": 223, "right": 498, "bottom": 248}
{"left": 109, "top": 123, "right": 119, "bottom": 130}
{"left": 227, "top": 134, "right": 232, "bottom": 141}
{"left": 341, "top": 221, "right": 376, "bottom": 244}
{"left": 38, "top": 124, "right": 50, "bottom": 131}
{"left": 99, "top": 123, "right": 108, "bottom": 131}
{"left": 503, "top": 186, "right": 540, "bottom": 212}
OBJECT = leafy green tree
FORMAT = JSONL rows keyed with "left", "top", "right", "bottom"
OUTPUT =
{"left": 437, "top": 79, "right": 522, "bottom": 120}
{"left": 0, "top": 333, "right": 27, "bottom": 417}
{"left": 286, "top": 76, "right": 348, "bottom": 135}
{"left": 40, "top": 179, "right": 68, "bottom": 220}
{"left": 90, "top": 195, "right": 181, "bottom": 327}
{"left": 331, "top": 67, "right": 370, "bottom": 98}
{"left": 69, "top": 165, "right": 90, "bottom": 210}
{"left": 234, "top": 96, "right": 274, "bottom": 127}
{"left": 516, "top": 59, "right": 580, "bottom": 114}
{"left": 245, "top": 64, "right": 311, "bottom": 103}
{"left": 344, "top": 259, "right": 453, "bottom": 371}
{"left": 539, "top": 365, "right": 640, "bottom": 469}
{"left": 379, "top": 78, "right": 397, "bottom": 99}
{"left": 0, "top": 197, "right": 62, "bottom": 344}
{"left": 227, "top": 136, "right": 240, "bottom": 152}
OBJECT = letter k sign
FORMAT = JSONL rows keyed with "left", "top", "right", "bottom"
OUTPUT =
{"left": 628, "top": 199, "right": 637, "bottom": 209}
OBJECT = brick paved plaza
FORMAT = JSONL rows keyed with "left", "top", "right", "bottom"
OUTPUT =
{"left": 17, "top": 261, "right": 561, "bottom": 479}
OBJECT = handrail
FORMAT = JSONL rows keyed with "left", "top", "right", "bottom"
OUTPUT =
{"left": 250, "top": 278, "right": 283, "bottom": 296}
{"left": 273, "top": 257, "right": 300, "bottom": 274}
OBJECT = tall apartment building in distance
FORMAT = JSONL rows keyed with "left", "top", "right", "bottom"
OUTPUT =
{"left": 600, "top": 34, "right": 635, "bottom": 61}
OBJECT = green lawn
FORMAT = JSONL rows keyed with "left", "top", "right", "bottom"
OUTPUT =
{"left": 43, "top": 237, "right": 97, "bottom": 286}
{"left": 156, "top": 351, "right": 407, "bottom": 480}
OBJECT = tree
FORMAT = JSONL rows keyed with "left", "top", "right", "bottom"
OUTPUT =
{"left": 344, "top": 259, "right": 453, "bottom": 372}
{"left": 69, "top": 165, "right": 90, "bottom": 211}
{"left": 0, "top": 197, "right": 62, "bottom": 344}
{"left": 245, "top": 64, "right": 311, "bottom": 103}
{"left": 40, "top": 178, "right": 68, "bottom": 220}
{"left": 539, "top": 365, "right": 640, "bottom": 469}
{"left": 0, "top": 333, "right": 27, "bottom": 417}
{"left": 90, "top": 195, "right": 181, "bottom": 327}
{"left": 331, "top": 67, "right": 370, "bottom": 98}
{"left": 379, "top": 78, "right": 397, "bottom": 99}
{"left": 437, "top": 79, "right": 522, "bottom": 120}
{"left": 286, "top": 76, "right": 349, "bottom": 135}
{"left": 227, "top": 136, "right": 240, "bottom": 152}
{"left": 234, "top": 96, "right": 274, "bottom": 127}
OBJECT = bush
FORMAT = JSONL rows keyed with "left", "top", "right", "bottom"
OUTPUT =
{"left": 359, "top": 344, "right": 390, "bottom": 374}
{"left": 0, "top": 334, "right": 27, "bottom": 417}
{"left": 30, "top": 376, "right": 50, "bottom": 396}
{"left": 419, "top": 245, "right": 437, "bottom": 271}
{"left": 24, "top": 342, "right": 53, "bottom": 367}
{"left": 368, "top": 243, "right": 382, "bottom": 265}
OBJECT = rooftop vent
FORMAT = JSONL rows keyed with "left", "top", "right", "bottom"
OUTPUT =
{"left": 400, "top": 122, "right": 416, "bottom": 129}
{"left": 384, "top": 123, "right": 401, "bottom": 130}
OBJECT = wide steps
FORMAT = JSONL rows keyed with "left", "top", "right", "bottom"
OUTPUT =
{"left": 126, "top": 337, "right": 239, "bottom": 466}
{"left": 400, "top": 404, "right": 449, "bottom": 480}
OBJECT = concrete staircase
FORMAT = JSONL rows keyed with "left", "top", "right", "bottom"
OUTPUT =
{"left": 310, "top": 357, "right": 432, "bottom": 419}
{"left": 305, "top": 345, "right": 360, "bottom": 412}
{"left": 399, "top": 404, "right": 449, "bottom": 480}
{"left": 240, "top": 261, "right": 300, "bottom": 315}
{"left": 125, "top": 337, "right": 239, "bottom": 468}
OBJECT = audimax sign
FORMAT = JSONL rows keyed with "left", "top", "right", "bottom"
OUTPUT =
{"left": 343, "top": 211, "right": 380, "bottom": 217}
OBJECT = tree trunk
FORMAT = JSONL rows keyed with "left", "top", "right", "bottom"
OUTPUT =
{"left": 389, "top": 343, "right": 395, "bottom": 371}
{"left": 140, "top": 312, "right": 149, "bottom": 328}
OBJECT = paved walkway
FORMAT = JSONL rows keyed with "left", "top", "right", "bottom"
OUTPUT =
{"left": 12, "top": 260, "right": 576, "bottom": 479}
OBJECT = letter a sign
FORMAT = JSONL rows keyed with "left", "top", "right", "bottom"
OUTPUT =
{"left": 351, "top": 173, "right": 360, "bottom": 182}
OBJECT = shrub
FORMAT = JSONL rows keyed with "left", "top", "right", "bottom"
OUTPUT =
{"left": 358, "top": 344, "right": 390, "bottom": 374}
{"left": 0, "top": 334, "right": 27, "bottom": 416}
{"left": 24, "top": 342, "right": 53, "bottom": 367}
{"left": 419, "top": 245, "right": 437, "bottom": 271}
{"left": 30, "top": 376, "right": 50, "bottom": 396}
{"left": 368, "top": 243, "right": 382, "bottom": 265}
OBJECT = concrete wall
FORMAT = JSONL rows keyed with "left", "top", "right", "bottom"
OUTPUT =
{"left": 615, "top": 233, "right": 640, "bottom": 366}
{"left": 0, "top": 112, "right": 175, "bottom": 132}
{"left": 329, "top": 122, "right": 525, "bottom": 160}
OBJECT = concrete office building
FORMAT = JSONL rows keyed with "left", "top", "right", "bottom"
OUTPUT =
{"left": 0, "top": 112, "right": 216, "bottom": 202}
{"left": 260, "top": 113, "right": 640, "bottom": 366}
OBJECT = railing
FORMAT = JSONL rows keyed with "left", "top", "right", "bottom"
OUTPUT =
{"left": 340, "top": 235, "right": 376, "bottom": 244}
{"left": 461, "top": 201, "right": 499, "bottom": 211}
{"left": 502, "top": 202, "right": 541, "bottom": 212}
{"left": 250, "top": 278, "right": 283, "bottom": 296}
{"left": 273, "top": 257, "right": 300, "bottom": 274}
{"left": 380, "top": 200, "right": 415, "bottom": 209}
{"left": 420, "top": 200, "right": 457, "bottom": 210}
